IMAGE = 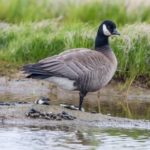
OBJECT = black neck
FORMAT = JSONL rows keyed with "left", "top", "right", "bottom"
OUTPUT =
{"left": 95, "top": 33, "right": 109, "bottom": 50}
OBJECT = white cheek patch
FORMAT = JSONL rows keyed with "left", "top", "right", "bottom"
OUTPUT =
{"left": 103, "top": 24, "right": 111, "bottom": 36}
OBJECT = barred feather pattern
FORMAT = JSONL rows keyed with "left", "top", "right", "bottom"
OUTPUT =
{"left": 23, "top": 47, "right": 117, "bottom": 92}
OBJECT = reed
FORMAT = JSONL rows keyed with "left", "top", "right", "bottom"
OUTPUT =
{"left": 0, "top": 0, "right": 150, "bottom": 85}
{"left": 0, "top": 0, "right": 150, "bottom": 25}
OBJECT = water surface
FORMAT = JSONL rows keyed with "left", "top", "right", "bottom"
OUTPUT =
{"left": 0, "top": 125, "right": 150, "bottom": 150}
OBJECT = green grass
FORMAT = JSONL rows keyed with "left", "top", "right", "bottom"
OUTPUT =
{"left": 0, "top": 21, "right": 150, "bottom": 86}
{"left": 0, "top": 22, "right": 93, "bottom": 63}
{"left": 112, "top": 24, "right": 150, "bottom": 86}
{"left": 0, "top": 0, "right": 150, "bottom": 85}
{"left": 0, "top": 0, "right": 150, "bottom": 25}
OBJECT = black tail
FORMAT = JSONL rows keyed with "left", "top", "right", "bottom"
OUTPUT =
{"left": 26, "top": 74, "right": 50, "bottom": 79}
{"left": 22, "top": 64, "right": 51, "bottom": 79}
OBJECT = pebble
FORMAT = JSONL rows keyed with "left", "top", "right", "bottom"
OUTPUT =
{"left": 0, "top": 101, "right": 29, "bottom": 106}
{"left": 60, "top": 104, "right": 85, "bottom": 112}
{"left": 35, "top": 97, "right": 50, "bottom": 105}
{"left": 26, "top": 108, "right": 76, "bottom": 121}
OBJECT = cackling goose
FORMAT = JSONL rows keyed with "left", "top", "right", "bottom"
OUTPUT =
{"left": 23, "top": 20, "right": 120, "bottom": 111}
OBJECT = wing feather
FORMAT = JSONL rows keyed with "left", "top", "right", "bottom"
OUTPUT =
{"left": 23, "top": 48, "right": 110, "bottom": 81}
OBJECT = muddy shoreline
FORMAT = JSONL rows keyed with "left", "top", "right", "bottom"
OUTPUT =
{"left": 0, "top": 75, "right": 150, "bottom": 119}
{"left": 0, "top": 75, "right": 150, "bottom": 129}
{"left": 1, "top": 75, "right": 150, "bottom": 102}
{"left": 0, "top": 104, "right": 150, "bottom": 130}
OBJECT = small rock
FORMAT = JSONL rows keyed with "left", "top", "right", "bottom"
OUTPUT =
{"left": 56, "top": 115, "right": 62, "bottom": 121}
{"left": 44, "top": 116, "right": 51, "bottom": 120}
{"left": 60, "top": 104, "right": 85, "bottom": 112}
{"left": 26, "top": 109, "right": 76, "bottom": 121}
{"left": 35, "top": 97, "right": 50, "bottom": 105}
{"left": 0, "top": 102, "right": 11, "bottom": 106}
{"left": 62, "top": 111, "right": 68, "bottom": 115}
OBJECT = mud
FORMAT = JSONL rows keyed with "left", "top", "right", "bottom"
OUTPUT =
{"left": 0, "top": 76, "right": 150, "bottom": 129}
{"left": 0, "top": 76, "right": 150, "bottom": 119}
{"left": 1, "top": 76, "right": 150, "bottom": 102}
{"left": 0, "top": 104, "right": 149, "bottom": 130}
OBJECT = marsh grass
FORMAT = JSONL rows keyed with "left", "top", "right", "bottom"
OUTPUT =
{"left": 0, "top": 21, "right": 150, "bottom": 85}
{"left": 0, "top": 0, "right": 150, "bottom": 84}
{"left": 0, "top": 0, "right": 150, "bottom": 25}
{"left": 112, "top": 24, "right": 150, "bottom": 86}
{"left": 0, "top": 22, "right": 94, "bottom": 64}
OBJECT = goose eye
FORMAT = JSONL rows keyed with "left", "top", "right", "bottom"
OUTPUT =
{"left": 107, "top": 26, "right": 110, "bottom": 29}
{"left": 107, "top": 26, "right": 112, "bottom": 30}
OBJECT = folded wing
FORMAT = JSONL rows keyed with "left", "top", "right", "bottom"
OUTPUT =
{"left": 23, "top": 48, "right": 110, "bottom": 82}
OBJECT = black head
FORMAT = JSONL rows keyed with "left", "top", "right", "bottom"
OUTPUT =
{"left": 98, "top": 20, "right": 120, "bottom": 36}
{"left": 95, "top": 20, "right": 120, "bottom": 49}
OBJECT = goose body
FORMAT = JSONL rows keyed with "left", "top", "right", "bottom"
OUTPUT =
{"left": 23, "top": 20, "right": 120, "bottom": 110}
{"left": 44, "top": 47, "right": 117, "bottom": 92}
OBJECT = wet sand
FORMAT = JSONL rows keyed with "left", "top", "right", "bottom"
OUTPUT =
{"left": 0, "top": 104, "right": 150, "bottom": 130}
{"left": 0, "top": 76, "right": 150, "bottom": 102}
{"left": 0, "top": 76, "right": 150, "bottom": 130}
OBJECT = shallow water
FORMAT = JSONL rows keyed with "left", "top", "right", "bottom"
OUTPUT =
{"left": 1, "top": 77, "right": 150, "bottom": 120}
{"left": 0, "top": 78, "right": 150, "bottom": 150}
{"left": 0, "top": 125, "right": 150, "bottom": 150}
{"left": 0, "top": 78, "right": 150, "bottom": 120}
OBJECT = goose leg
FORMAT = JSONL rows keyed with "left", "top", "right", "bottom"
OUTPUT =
{"left": 97, "top": 90, "right": 101, "bottom": 113}
{"left": 79, "top": 91, "right": 87, "bottom": 111}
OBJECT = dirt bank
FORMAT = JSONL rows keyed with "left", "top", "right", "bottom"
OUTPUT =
{"left": 0, "top": 75, "right": 150, "bottom": 119}
{"left": 1, "top": 75, "right": 150, "bottom": 102}
{"left": 0, "top": 104, "right": 150, "bottom": 130}
{"left": 0, "top": 75, "right": 150, "bottom": 129}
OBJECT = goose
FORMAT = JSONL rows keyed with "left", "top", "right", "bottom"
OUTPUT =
{"left": 23, "top": 20, "right": 120, "bottom": 111}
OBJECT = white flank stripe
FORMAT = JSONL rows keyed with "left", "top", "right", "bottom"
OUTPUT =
{"left": 46, "top": 77, "right": 76, "bottom": 90}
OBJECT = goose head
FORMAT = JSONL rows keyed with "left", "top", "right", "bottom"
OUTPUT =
{"left": 99, "top": 20, "right": 120, "bottom": 37}
{"left": 95, "top": 20, "right": 120, "bottom": 48}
